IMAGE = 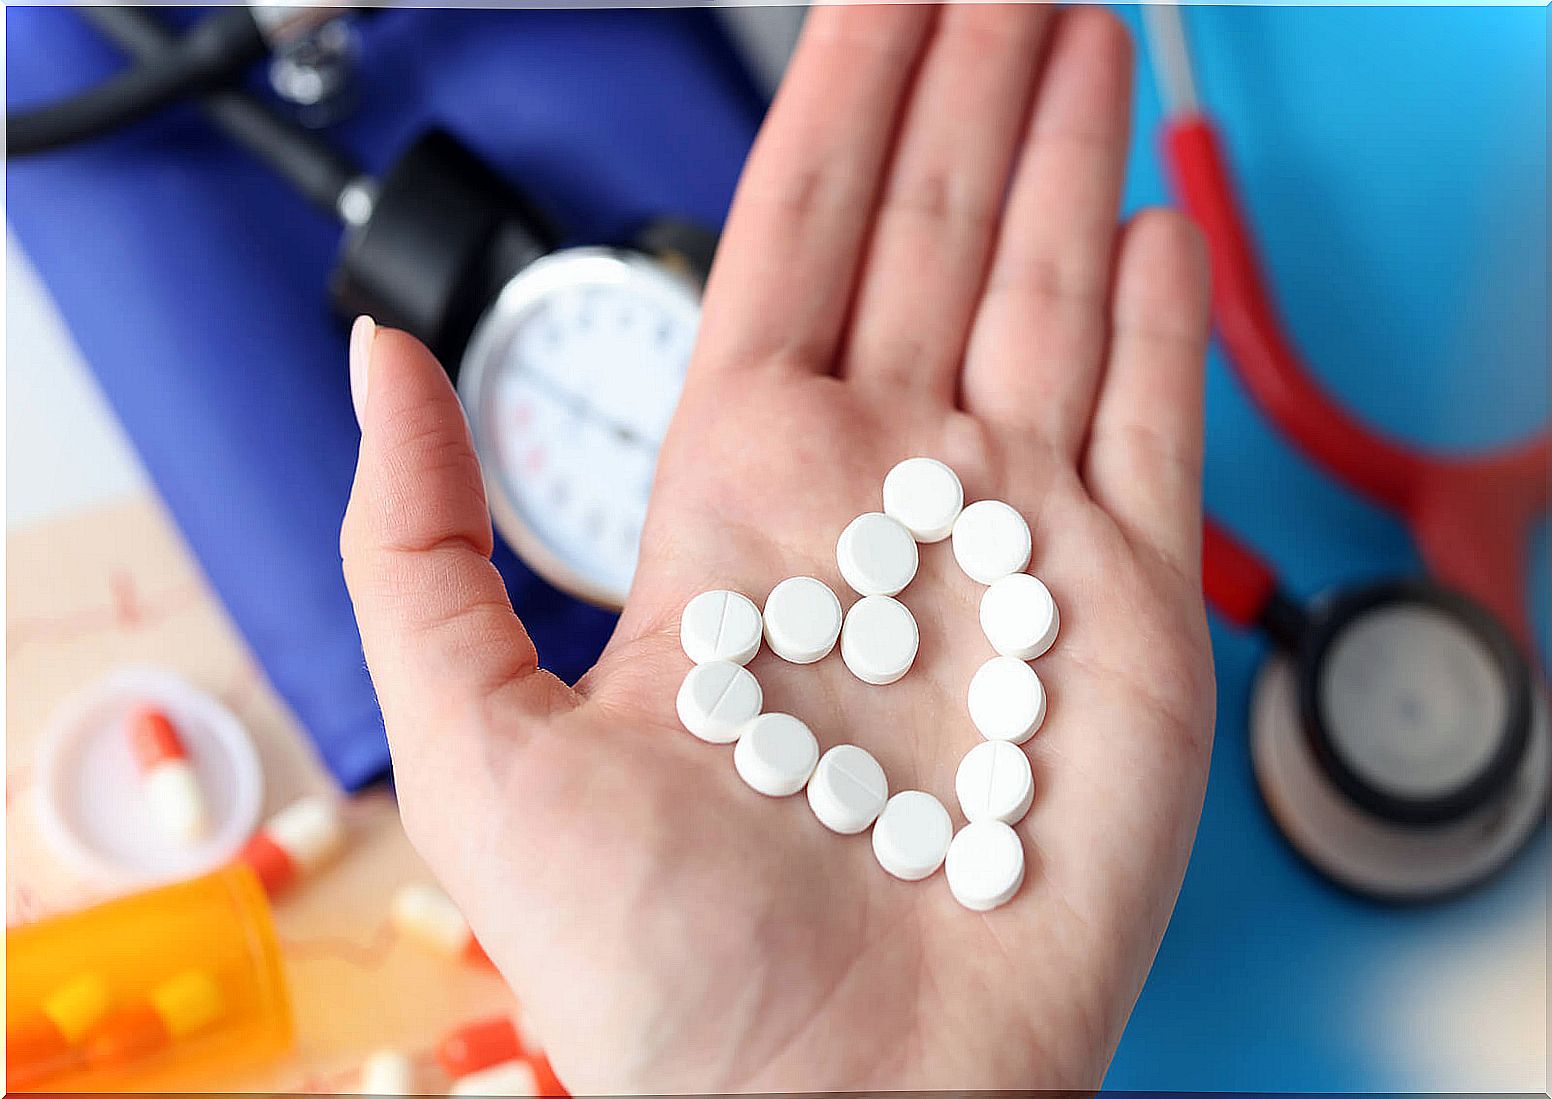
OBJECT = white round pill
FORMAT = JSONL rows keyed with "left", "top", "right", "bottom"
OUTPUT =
{"left": 680, "top": 589, "right": 763, "bottom": 665}
{"left": 734, "top": 713, "right": 820, "bottom": 797}
{"left": 883, "top": 457, "right": 964, "bottom": 543}
{"left": 836, "top": 512, "right": 919, "bottom": 597}
{"left": 807, "top": 744, "right": 889, "bottom": 834}
{"left": 951, "top": 500, "right": 1032, "bottom": 585}
{"left": 946, "top": 820, "right": 1026, "bottom": 911}
{"left": 763, "top": 576, "right": 843, "bottom": 664}
{"left": 871, "top": 790, "right": 953, "bottom": 881}
{"left": 979, "top": 573, "right": 1059, "bottom": 660}
{"left": 840, "top": 595, "right": 919, "bottom": 686}
{"left": 967, "top": 656, "right": 1047, "bottom": 744}
{"left": 955, "top": 740, "right": 1034, "bottom": 824}
{"left": 676, "top": 660, "right": 762, "bottom": 744}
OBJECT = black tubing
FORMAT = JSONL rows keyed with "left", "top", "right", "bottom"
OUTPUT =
{"left": 7, "top": 7, "right": 268, "bottom": 156}
{"left": 80, "top": 6, "right": 363, "bottom": 219}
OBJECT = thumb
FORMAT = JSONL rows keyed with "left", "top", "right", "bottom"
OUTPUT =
{"left": 340, "top": 318, "right": 572, "bottom": 785}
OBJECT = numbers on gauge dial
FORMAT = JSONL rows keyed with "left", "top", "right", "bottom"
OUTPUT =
{"left": 481, "top": 273, "right": 698, "bottom": 601}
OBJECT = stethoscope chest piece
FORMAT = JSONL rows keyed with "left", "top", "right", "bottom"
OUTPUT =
{"left": 1141, "top": 5, "right": 1550, "bottom": 902}
{"left": 1251, "top": 630, "right": 1548, "bottom": 902}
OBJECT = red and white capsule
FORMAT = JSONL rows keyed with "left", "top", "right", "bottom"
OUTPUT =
{"left": 436, "top": 1014, "right": 524, "bottom": 1079}
{"left": 437, "top": 1013, "right": 566, "bottom": 1095}
{"left": 358, "top": 1048, "right": 415, "bottom": 1095}
{"left": 530, "top": 1052, "right": 566, "bottom": 1097}
{"left": 391, "top": 883, "right": 494, "bottom": 967}
{"left": 127, "top": 706, "right": 207, "bottom": 843}
{"left": 235, "top": 795, "right": 344, "bottom": 896}
{"left": 448, "top": 1059, "right": 539, "bottom": 1096}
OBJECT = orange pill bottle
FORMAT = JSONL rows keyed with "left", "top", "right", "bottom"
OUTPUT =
{"left": 6, "top": 864, "right": 292, "bottom": 1092}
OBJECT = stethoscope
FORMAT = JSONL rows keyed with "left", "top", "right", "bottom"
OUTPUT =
{"left": 1145, "top": 8, "right": 1549, "bottom": 901}
{"left": 17, "top": 7, "right": 1547, "bottom": 901}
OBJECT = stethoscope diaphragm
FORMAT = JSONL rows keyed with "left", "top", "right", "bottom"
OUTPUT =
{"left": 1208, "top": 519, "right": 1547, "bottom": 900}
{"left": 1251, "top": 648, "right": 1548, "bottom": 902}
{"left": 1296, "top": 580, "right": 1534, "bottom": 827}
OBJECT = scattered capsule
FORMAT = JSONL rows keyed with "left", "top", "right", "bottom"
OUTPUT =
{"left": 531, "top": 1052, "right": 567, "bottom": 1097}
{"left": 235, "top": 795, "right": 344, "bottom": 896}
{"left": 359, "top": 1048, "right": 415, "bottom": 1095}
{"left": 127, "top": 706, "right": 208, "bottom": 843}
{"left": 448, "top": 1058, "right": 539, "bottom": 1096}
{"left": 5, "top": 974, "right": 110, "bottom": 1088}
{"left": 436, "top": 1014, "right": 522, "bottom": 1080}
{"left": 7, "top": 1014, "right": 76, "bottom": 1089}
{"left": 391, "top": 883, "right": 493, "bottom": 967}
{"left": 42, "top": 973, "right": 113, "bottom": 1045}
{"left": 84, "top": 970, "right": 223, "bottom": 1067}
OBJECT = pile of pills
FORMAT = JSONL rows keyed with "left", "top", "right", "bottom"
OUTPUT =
{"left": 675, "top": 458, "right": 1057, "bottom": 912}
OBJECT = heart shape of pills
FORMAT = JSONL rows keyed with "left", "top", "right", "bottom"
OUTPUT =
{"left": 675, "top": 458, "right": 1058, "bottom": 912}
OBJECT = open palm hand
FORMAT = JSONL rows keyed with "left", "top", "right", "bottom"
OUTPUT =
{"left": 342, "top": 6, "right": 1214, "bottom": 1092}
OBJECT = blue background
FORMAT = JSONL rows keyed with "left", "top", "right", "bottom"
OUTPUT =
{"left": 1110, "top": 6, "right": 1547, "bottom": 1090}
{"left": 8, "top": 5, "right": 1548, "bottom": 1090}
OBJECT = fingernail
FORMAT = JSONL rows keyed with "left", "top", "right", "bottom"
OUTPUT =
{"left": 349, "top": 314, "right": 377, "bottom": 427}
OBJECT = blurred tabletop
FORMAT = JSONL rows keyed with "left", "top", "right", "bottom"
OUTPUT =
{"left": 7, "top": 241, "right": 520, "bottom": 1088}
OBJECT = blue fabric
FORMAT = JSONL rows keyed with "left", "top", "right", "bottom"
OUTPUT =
{"left": 6, "top": 6, "right": 763, "bottom": 790}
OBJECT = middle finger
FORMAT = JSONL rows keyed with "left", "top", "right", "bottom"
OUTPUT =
{"left": 840, "top": 4, "right": 1054, "bottom": 404}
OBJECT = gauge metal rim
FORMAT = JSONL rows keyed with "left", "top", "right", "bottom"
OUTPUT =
{"left": 457, "top": 246, "right": 701, "bottom": 609}
{"left": 1251, "top": 653, "right": 1549, "bottom": 903}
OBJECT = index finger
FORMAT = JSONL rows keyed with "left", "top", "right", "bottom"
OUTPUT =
{"left": 692, "top": 5, "right": 935, "bottom": 376}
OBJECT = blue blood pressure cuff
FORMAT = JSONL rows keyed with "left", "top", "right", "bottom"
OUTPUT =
{"left": 7, "top": 6, "right": 762, "bottom": 789}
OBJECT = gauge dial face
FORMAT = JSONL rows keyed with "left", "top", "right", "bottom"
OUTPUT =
{"left": 1318, "top": 603, "right": 1509, "bottom": 801}
{"left": 459, "top": 249, "right": 700, "bottom": 606}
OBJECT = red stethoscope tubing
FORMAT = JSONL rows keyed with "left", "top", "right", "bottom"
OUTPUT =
{"left": 1165, "top": 113, "right": 1550, "bottom": 653}
{"left": 1202, "top": 516, "right": 1278, "bottom": 631}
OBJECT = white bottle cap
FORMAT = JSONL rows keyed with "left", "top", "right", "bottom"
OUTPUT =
{"left": 33, "top": 665, "right": 263, "bottom": 888}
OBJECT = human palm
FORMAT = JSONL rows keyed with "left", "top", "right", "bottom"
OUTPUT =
{"left": 343, "top": 6, "right": 1214, "bottom": 1093}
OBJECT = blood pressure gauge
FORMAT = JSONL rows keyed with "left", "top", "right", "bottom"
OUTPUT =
{"left": 1250, "top": 579, "right": 1548, "bottom": 901}
{"left": 457, "top": 249, "right": 700, "bottom": 605}
{"left": 332, "top": 128, "right": 710, "bottom": 606}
